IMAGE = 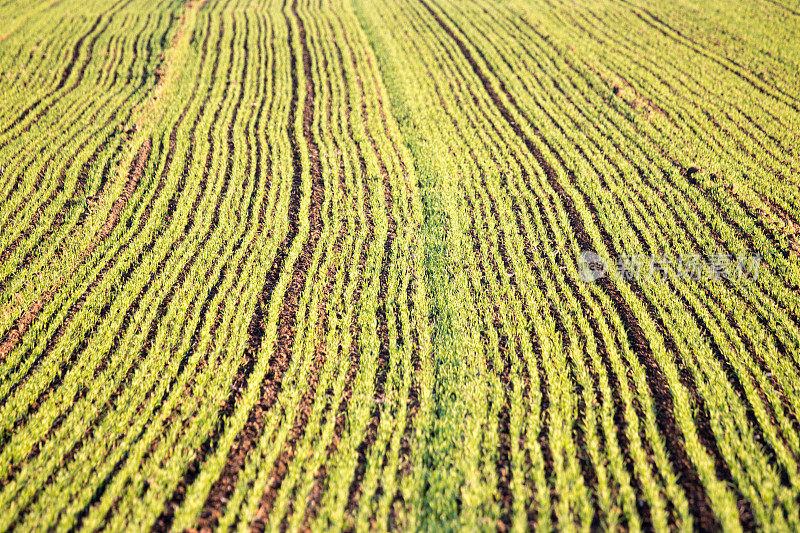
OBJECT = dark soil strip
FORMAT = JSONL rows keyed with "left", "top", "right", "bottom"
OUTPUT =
{"left": 0, "top": 136, "right": 150, "bottom": 365}
{"left": 0, "top": 4, "right": 177, "bottom": 345}
{"left": 87, "top": 138, "right": 153, "bottom": 254}
{"left": 0, "top": 0, "right": 173, "bottom": 236}
{"left": 183, "top": 0, "right": 325, "bottom": 527}
{"left": 513, "top": 9, "right": 800, "bottom": 341}
{"left": 493, "top": 2, "right": 799, "bottom": 436}
{"left": 417, "top": 1, "right": 726, "bottom": 529}
{"left": 0, "top": 11, "right": 107, "bottom": 139}
{"left": 295, "top": 27, "right": 354, "bottom": 529}
{"left": 334, "top": 29, "right": 397, "bottom": 524}
{"left": 0, "top": 0, "right": 137, "bottom": 150}
{"left": 92, "top": 8, "right": 257, "bottom": 518}
{"left": 542, "top": 6, "right": 797, "bottom": 254}
{"left": 299, "top": 16, "right": 405, "bottom": 527}
{"left": 414, "top": 11, "right": 575, "bottom": 523}
{"left": 284, "top": 20, "right": 375, "bottom": 527}
{"left": 250, "top": 28, "right": 357, "bottom": 529}
{"left": 0, "top": 4, "right": 213, "bottom": 501}
{"left": 71, "top": 9, "right": 271, "bottom": 529}
{"left": 0, "top": 5, "right": 229, "bottom": 437}
{"left": 0, "top": 137, "right": 156, "bottom": 503}
{"left": 625, "top": 5, "right": 800, "bottom": 112}
{"left": 763, "top": 0, "right": 800, "bottom": 17}
{"left": 0, "top": 299, "right": 47, "bottom": 364}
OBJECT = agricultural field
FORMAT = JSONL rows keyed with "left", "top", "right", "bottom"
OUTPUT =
{"left": 0, "top": 0, "right": 799, "bottom": 530}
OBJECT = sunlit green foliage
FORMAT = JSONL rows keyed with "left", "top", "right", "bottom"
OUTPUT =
{"left": 0, "top": 0, "right": 798, "bottom": 530}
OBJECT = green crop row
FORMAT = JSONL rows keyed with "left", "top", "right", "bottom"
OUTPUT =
{"left": 0, "top": 0, "right": 798, "bottom": 529}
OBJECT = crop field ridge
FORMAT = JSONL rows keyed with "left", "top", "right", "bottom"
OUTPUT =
{"left": 416, "top": 2, "right": 728, "bottom": 526}
{"left": 1, "top": 0, "right": 800, "bottom": 530}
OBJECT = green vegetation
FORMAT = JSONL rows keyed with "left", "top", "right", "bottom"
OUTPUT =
{"left": 0, "top": 0, "right": 798, "bottom": 530}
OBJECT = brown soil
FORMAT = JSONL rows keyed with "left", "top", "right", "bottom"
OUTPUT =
{"left": 192, "top": 0, "right": 325, "bottom": 527}
{"left": 418, "top": 2, "right": 728, "bottom": 529}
